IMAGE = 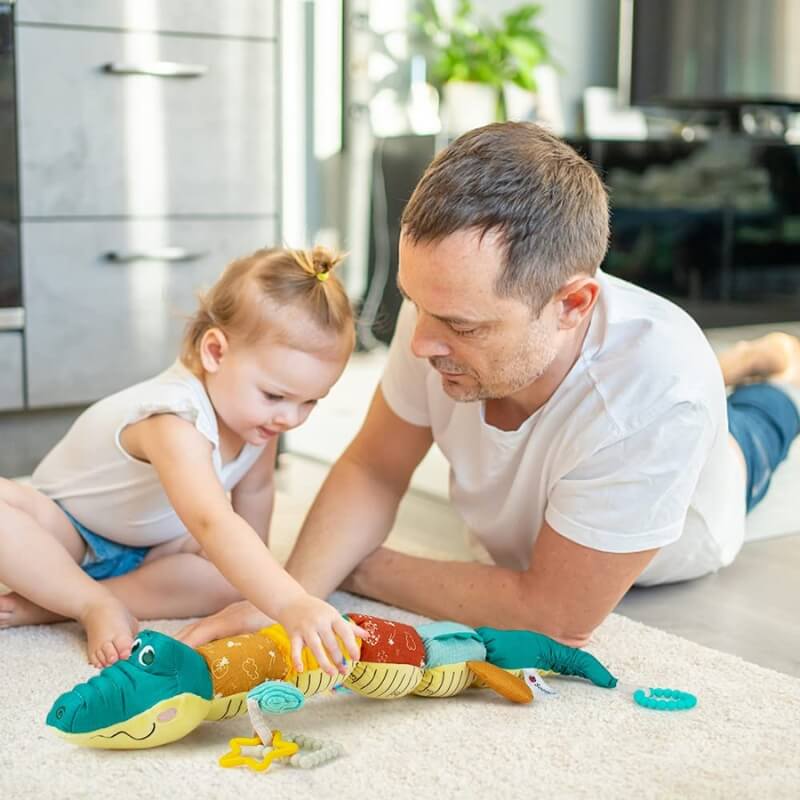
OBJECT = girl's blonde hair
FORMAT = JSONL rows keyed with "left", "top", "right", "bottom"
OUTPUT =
{"left": 181, "top": 246, "right": 353, "bottom": 372}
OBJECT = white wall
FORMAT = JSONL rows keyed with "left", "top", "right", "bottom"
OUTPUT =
{"left": 476, "top": 0, "right": 620, "bottom": 134}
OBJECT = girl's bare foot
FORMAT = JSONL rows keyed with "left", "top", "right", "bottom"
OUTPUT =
{"left": 0, "top": 592, "right": 66, "bottom": 627}
{"left": 79, "top": 599, "right": 139, "bottom": 669}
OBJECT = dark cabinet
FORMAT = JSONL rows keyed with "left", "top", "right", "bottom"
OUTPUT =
{"left": 575, "top": 137, "right": 800, "bottom": 326}
{"left": 365, "top": 133, "right": 800, "bottom": 345}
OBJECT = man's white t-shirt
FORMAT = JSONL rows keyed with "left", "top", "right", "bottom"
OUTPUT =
{"left": 32, "top": 361, "right": 264, "bottom": 547}
{"left": 380, "top": 271, "right": 746, "bottom": 586}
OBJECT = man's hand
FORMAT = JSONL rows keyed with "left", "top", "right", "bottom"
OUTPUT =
{"left": 177, "top": 600, "right": 270, "bottom": 647}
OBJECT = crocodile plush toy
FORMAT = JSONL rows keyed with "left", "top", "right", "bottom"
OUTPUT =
{"left": 47, "top": 613, "right": 617, "bottom": 750}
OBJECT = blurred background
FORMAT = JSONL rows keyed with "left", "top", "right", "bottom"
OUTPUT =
{"left": 1, "top": 0, "right": 799, "bottom": 477}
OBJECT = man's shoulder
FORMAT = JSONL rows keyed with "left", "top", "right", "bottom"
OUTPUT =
{"left": 583, "top": 274, "right": 724, "bottom": 435}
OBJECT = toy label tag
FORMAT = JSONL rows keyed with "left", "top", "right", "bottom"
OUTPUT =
{"left": 522, "top": 669, "right": 558, "bottom": 699}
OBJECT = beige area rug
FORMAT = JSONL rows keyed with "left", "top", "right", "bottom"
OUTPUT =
{"left": 2, "top": 487, "right": 799, "bottom": 798}
{"left": 1, "top": 594, "right": 799, "bottom": 799}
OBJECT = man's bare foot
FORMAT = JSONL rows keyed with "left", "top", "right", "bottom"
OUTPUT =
{"left": 720, "top": 332, "right": 800, "bottom": 387}
{"left": 79, "top": 599, "right": 139, "bottom": 669}
{"left": 0, "top": 592, "right": 66, "bottom": 627}
{"left": 768, "top": 332, "right": 800, "bottom": 386}
{"left": 176, "top": 600, "right": 270, "bottom": 648}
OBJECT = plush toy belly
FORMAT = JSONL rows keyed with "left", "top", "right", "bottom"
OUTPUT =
{"left": 51, "top": 693, "right": 212, "bottom": 750}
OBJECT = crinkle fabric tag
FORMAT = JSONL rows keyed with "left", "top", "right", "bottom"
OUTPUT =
{"left": 522, "top": 668, "right": 558, "bottom": 699}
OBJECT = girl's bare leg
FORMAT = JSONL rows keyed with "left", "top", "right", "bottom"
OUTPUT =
{"left": 4, "top": 523, "right": 240, "bottom": 629}
{"left": 101, "top": 551, "right": 241, "bottom": 620}
{"left": 0, "top": 479, "right": 137, "bottom": 668}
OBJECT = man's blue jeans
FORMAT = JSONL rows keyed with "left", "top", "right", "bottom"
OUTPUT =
{"left": 727, "top": 384, "right": 800, "bottom": 512}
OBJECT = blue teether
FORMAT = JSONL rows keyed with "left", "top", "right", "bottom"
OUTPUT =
{"left": 633, "top": 687, "right": 697, "bottom": 711}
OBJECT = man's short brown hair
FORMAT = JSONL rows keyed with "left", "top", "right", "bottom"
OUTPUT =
{"left": 401, "top": 122, "right": 609, "bottom": 314}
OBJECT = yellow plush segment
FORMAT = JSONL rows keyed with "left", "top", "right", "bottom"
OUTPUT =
{"left": 344, "top": 662, "right": 424, "bottom": 699}
{"left": 48, "top": 694, "right": 211, "bottom": 750}
{"left": 292, "top": 667, "right": 347, "bottom": 698}
{"left": 197, "top": 632, "right": 288, "bottom": 698}
{"left": 260, "top": 623, "right": 360, "bottom": 680}
{"left": 206, "top": 692, "right": 249, "bottom": 722}
{"left": 413, "top": 664, "right": 474, "bottom": 698}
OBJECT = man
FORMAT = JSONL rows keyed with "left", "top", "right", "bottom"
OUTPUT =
{"left": 181, "top": 122, "right": 800, "bottom": 648}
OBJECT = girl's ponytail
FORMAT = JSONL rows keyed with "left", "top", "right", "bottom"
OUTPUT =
{"left": 181, "top": 246, "right": 353, "bottom": 373}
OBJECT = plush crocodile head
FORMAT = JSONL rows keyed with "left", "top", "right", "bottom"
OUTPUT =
{"left": 46, "top": 630, "right": 213, "bottom": 749}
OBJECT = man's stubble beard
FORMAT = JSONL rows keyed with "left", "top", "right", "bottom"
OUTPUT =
{"left": 437, "top": 319, "right": 559, "bottom": 403}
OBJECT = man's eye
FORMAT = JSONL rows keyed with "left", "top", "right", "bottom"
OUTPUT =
{"left": 452, "top": 327, "right": 478, "bottom": 337}
{"left": 264, "top": 392, "right": 284, "bottom": 401}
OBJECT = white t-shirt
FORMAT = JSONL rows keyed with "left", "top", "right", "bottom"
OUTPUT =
{"left": 32, "top": 361, "right": 264, "bottom": 547}
{"left": 381, "top": 271, "right": 746, "bottom": 586}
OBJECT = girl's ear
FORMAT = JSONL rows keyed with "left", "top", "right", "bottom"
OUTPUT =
{"left": 199, "top": 328, "right": 229, "bottom": 374}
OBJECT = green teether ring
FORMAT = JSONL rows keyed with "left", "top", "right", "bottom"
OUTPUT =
{"left": 633, "top": 687, "right": 697, "bottom": 711}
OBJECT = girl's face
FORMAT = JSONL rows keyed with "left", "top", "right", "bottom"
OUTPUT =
{"left": 200, "top": 325, "right": 352, "bottom": 447}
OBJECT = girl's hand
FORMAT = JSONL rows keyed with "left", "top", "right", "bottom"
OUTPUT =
{"left": 276, "top": 594, "right": 367, "bottom": 676}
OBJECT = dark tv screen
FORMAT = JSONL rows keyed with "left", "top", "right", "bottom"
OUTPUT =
{"left": 624, "top": 0, "right": 800, "bottom": 108}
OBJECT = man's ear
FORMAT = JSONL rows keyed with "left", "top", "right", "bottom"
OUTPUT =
{"left": 199, "top": 328, "right": 229, "bottom": 374}
{"left": 556, "top": 277, "right": 600, "bottom": 330}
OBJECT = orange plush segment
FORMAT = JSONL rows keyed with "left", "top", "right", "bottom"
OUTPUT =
{"left": 347, "top": 614, "right": 426, "bottom": 668}
{"left": 467, "top": 661, "right": 533, "bottom": 704}
{"left": 197, "top": 633, "right": 289, "bottom": 697}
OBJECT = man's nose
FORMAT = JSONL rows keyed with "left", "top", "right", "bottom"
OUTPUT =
{"left": 411, "top": 316, "right": 450, "bottom": 359}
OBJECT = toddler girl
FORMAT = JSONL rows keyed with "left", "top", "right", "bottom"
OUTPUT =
{"left": 0, "top": 246, "right": 365, "bottom": 672}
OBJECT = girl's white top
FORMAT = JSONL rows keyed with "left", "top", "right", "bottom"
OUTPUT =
{"left": 32, "top": 361, "right": 264, "bottom": 546}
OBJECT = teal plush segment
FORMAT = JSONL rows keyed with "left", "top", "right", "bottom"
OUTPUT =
{"left": 46, "top": 630, "right": 213, "bottom": 734}
{"left": 475, "top": 628, "right": 617, "bottom": 689}
{"left": 249, "top": 681, "right": 305, "bottom": 714}
{"left": 417, "top": 622, "right": 486, "bottom": 667}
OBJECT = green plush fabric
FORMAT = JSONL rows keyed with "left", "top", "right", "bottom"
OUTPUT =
{"left": 417, "top": 622, "right": 486, "bottom": 667}
{"left": 476, "top": 628, "right": 618, "bottom": 689}
{"left": 46, "top": 630, "right": 213, "bottom": 734}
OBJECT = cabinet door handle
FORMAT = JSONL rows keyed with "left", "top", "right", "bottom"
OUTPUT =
{"left": 103, "top": 248, "right": 207, "bottom": 263}
{"left": 0, "top": 307, "right": 25, "bottom": 331}
{"left": 102, "top": 61, "right": 208, "bottom": 78}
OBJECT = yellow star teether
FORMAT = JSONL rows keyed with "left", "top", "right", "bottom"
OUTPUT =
{"left": 218, "top": 729, "right": 299, "bottom": 772}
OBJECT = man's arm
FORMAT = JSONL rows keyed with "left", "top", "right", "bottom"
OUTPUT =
{"left": 285, "top": 387, "right": 434, "bottom": 596}
{"left": 345, "top": 520, "right": 658, "bottom": 647}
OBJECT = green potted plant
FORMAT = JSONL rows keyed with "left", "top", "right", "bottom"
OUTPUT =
{"left": 414, "top": 0, "right": 552, "bottom": 134}
{"left": 496, "top": 4, "right": 552, "bottom": 123}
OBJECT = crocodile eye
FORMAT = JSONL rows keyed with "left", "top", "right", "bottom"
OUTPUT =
{"left": 138, "top": 645, "right": 155, "bottom": 667}
{"left": 131, "top": 638, "right": 142, "bottom": 654}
